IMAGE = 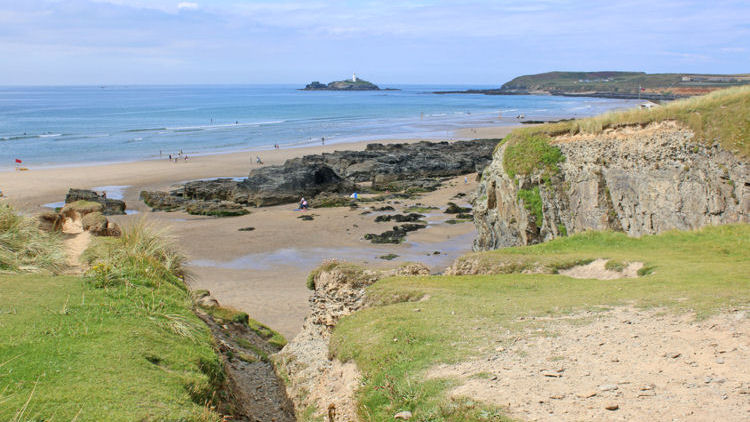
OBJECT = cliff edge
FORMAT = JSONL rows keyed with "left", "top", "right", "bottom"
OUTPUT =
{"left": 473, "top": 87, "right": 749, "bottom": 250}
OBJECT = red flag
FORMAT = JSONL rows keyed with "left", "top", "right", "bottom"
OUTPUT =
{"left": 15, "top": 158, "right": 22, "bottom": 164}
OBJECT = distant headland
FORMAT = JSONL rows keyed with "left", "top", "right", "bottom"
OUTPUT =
{"left": 301, "top": 73, "right": 398, "bottom": 91}
{"left": 435, "top": 71, "right": 750, "bottom": 100}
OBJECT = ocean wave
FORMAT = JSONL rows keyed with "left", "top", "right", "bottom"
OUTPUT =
{"left": 39, "top": 133, "right": 62, "bottom": 138}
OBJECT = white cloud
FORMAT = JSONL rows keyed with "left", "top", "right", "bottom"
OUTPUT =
{"left": 177, "top": 2, "right": 198, "bottom": 10}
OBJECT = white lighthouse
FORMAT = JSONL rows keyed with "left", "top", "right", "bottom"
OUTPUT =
{"left": 352, "top": 72, "right": 357, "bottom": 82}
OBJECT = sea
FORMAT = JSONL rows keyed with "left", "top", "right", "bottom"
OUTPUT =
{"left": 0, "top": 84, "right": 640, "bottom": 169}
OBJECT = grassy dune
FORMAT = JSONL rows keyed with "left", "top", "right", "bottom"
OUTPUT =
{"left": 329, "top": 224, "right": 750, "bottom": 421}
{"left": 0, "top": 213, "right": 224, "bottom": 421}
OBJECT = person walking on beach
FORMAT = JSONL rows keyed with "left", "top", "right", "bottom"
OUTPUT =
{"left": 168, "top": 153, "right": 172, "bottom": 161}
{"left": 321, "top": 137, "right": 325, "bottom": 146}
{"left": 256, "top": 155, "right": 263, "bottom": 165}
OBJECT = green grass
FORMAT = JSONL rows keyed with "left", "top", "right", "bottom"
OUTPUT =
{"left": 0, "top": 274, "right": 222, "bottom": 421}
{"left": 502, "top": 86, "right": 750, "bottom": 172}
{"left": 0, "top": 204, "right": 65, "bottom": 273}
{"left": 604, "top": 259, "right": 625, "bottom": 272}
{"left": 329, "top": 224, "right": 750, "bottom": 421}
{"left": 502, "top": 132, "right": 564, "bottom": 179}
{"left": 516, "top": 186, "right": 543, "bottom": 222}
{"left": 0, "top": 214, "right": 225, "bottom": 421}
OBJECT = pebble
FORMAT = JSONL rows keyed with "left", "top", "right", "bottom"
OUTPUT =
{"left": 605, "top": 403, "right": 619, "bottom": 411}
{"left": 716, "top": 357, "right": 725, "bottom": 364}
{"left": 667, "top": 352, "right": 681, "bottom": 359}
{"left": 394, "top": 410, "right": 412, "bottom": 420}
{"left": 577, "top": 391, "right": 597, "bottom": 399}
{"left": 542, "top": 371, "right": 562, "bottom": 378}
{"left": 599, "top": 384, "right": 618, "bottom": 392}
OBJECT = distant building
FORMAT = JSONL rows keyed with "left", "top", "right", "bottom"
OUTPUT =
{"left": 640, "top": 101, "right": 659, "bottom": 109}
{"left": 682, "top": 76, "right": 693, "bottom": 82}
{"left": 352, "top": 72, "right": 357, "bottom": 82}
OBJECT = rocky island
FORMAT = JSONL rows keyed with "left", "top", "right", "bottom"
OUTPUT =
{"left": 302, "top": 74, "right": 396, "bottom": 91}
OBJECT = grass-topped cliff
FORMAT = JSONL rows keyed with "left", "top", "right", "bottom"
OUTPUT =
{"left": 436, "top": 71, "right": 750, "bottom": 99}
{"left": 502, "top": 85, "right": 750, "bottom": 179}
{"left": 0, "top": 207, "right": 225, "bottom": 421}
{"left": 326, "top": 224, "right": 749, "bottom": 421}
{"left": 500, "top": 71, "right": 750, "bottom": 96}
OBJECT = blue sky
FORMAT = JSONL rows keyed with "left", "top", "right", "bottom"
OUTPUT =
{"left": 0, "top": 0, "right": 748, "bottom": 85}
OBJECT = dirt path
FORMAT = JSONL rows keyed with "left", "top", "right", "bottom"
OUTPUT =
{"left": 61, "top": 215, "right": 91, "bottom": 271}
{"left": 429, "top": 307, "right": 750, "bottom": 421}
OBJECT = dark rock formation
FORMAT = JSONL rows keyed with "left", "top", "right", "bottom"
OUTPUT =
{"left": 363, "top": 223, "right": 426, "bottom": 244}
{"left": 238, "top": 161, "right": 355, "bottom": 207}
{"left": 185, "top": 200, "right": 249, "bottom": 217}
{"left": 445, "top": 202, "right": 472, "bottom": 214}
{"left": 140, "top": 139, "right": 496, "bottom": 210}
{"left": 140, "top": 191, "right": 185, "bottom": 211}
{"left": 374, "top": 213, "right": 425, "bottom": 223}
{"left": 65, "top": 188, "right": 126, "bottom": 215}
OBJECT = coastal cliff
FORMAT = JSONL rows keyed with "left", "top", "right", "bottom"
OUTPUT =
{"left": 435, "top": 71, "right": 750, "bottom": 100}
{"left": 473, "top": 88, "right": 749, "bottom": 250}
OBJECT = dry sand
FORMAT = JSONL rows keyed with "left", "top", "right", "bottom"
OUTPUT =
{"left": 1, "top": 136, "right": 490, "bottom": 338}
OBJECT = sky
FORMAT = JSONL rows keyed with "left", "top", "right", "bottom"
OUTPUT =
{"left": 0, "top": 0, "right": 748, "bottom": 85}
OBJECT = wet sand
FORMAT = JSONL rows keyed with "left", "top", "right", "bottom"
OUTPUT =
{"left": 2, "top": 133, "right": 499, "bottom": 338}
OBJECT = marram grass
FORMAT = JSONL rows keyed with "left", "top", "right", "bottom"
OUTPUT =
{"left": 0, "top": 204, "right": 65, "bottom": 273}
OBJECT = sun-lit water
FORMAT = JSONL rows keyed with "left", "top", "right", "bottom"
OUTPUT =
{"left": 0, "top": 84, "right": 640, "bottom": 169}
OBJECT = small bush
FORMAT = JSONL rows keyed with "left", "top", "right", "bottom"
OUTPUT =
{"left": 637, "top": 265, "right": 656, "bottom": 276}
{"left": 605, "top": 260, "right": 625, "bottom": 272}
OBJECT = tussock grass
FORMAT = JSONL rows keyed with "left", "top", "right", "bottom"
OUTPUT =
{"left": 83, "top": 218, "right": 188, "bottom": 289}
{"left": 0, "top": 204, "right": 65, "bottom": 273}
{"left": 330, "top": 224, "right": 750, "bottom": 421}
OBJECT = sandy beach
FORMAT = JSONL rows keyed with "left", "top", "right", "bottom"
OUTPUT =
{"left": 1, "top": 129, "right": 511, "bottom": 338}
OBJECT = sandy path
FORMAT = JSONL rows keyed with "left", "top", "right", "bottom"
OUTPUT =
{"left": 429, "top": 307, "right": 750, "bottom": 421}
{"left": 60, "top": 214, "right": 91, "bottom": 271}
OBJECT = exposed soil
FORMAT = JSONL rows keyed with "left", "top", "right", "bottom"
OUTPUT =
{"left": 196, "top": 310, "right": 296, "bottom": 422}
{"left": 558, "top": 259, "right": 643, "bottom": 280}
{"left": 428, "top": 307, "right": 750, "bottom": 422}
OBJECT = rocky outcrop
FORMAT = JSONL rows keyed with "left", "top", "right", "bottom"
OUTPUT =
{"left": 141, "top": 140, "right": 496, "bottom": 210}
{"left": 302, "top": 78, "right": 383, "bottom": 91}
{"left": 474, "top": 121, "right": 749, "bottom": 250}
{"left": 275, "top": 261, "right": 429, "bottom": 421}
{"left": 65, "top": 188, "right": 126, "bottom": 215}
